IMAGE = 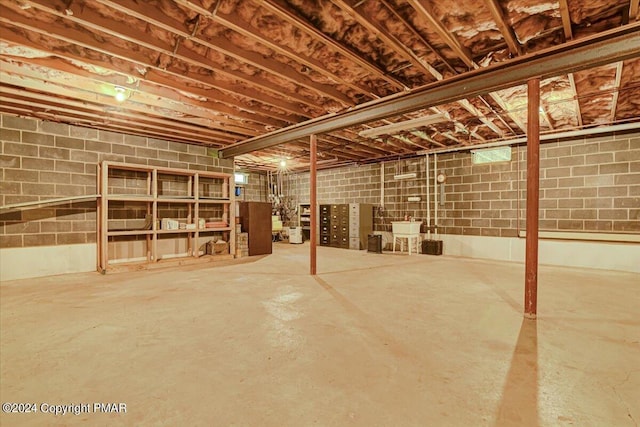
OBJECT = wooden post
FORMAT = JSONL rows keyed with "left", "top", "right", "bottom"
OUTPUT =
{"left": 310, "top": 134, "right": 317, "bottom": 275}
{"left": 525, "top": 78, "right": 540, "bottom": 319}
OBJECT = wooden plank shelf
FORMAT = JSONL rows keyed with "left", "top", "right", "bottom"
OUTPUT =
{"left": 97, "top": 161, "right": 235, "bottom": 273}
{"left": 107, "top": 195, "right": 154, "bottom": 202}
{"left": 156, "top": 198, "right": 198, "bottom": 203}
{"left": 107, "top": 230, "right": 153, "bottom": 236}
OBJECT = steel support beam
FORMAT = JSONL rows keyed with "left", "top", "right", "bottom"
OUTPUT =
{"left": 525, "top": 79, "right": 540, "bottom": 319}
{"left": 220, "top": 23, "right": 640, "bottom": 158}
{"left": 310, "top": 134, "right": 318, "bottom": 276}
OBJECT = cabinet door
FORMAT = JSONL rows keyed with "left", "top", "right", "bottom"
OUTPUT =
{"left": 239, "top": 202, "right": 272, "bottom": 256}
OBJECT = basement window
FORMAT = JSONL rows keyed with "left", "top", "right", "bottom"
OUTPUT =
{"left": 234, "top": 172, "right": 248, "bottom": 185}
{"left": 471, "top": 146, "right": 511, "bottom": 164}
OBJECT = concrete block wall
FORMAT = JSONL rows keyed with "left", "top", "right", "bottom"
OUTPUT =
{"left": 431, "top": 151, "right": 519, "bottom": 237}
{"left": 228, "top": 167, "right": 380, "bottom": 227}
{"left": 286, "top": 131, "right": 639, "bottom": 236}
{"left": 435, "top": 132, "right": 639, "bottom": 235}
{"left": 236, "top": 171, "right": 267, "bottom": 202}
{"left": 0, "top": 114, "right": 234, "bottom": 252}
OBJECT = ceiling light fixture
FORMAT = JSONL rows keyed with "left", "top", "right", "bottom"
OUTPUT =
{"left": 359, "top": 113, "right": 446, "bottom": 138}
{"left": 114, "top": 86, "right": 127, "bottom": 102}
{"left": 393, "top": 173, "right": 417, "bottom": 180}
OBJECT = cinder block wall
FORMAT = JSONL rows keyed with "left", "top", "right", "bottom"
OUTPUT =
{"left": 288, "top": 131, "right": 640, "bottom": 235}
{"left": 236, "top": 171, "right": 267, "bottom": 202}
{"left": 436, "top": 133, "right": 639, "bottom": 235}
{"left": 229, "top": 167, "right": 382, "bottom": 226}
{"left": 0, "top": 114, "right": 234, "bottom": 250}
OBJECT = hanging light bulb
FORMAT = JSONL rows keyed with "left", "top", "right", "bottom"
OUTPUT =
{"left": 280, "top": 159, "right": 286, "bottom": 168}
{"left": 114, "top": 86, "right": 127, "bottom": 102}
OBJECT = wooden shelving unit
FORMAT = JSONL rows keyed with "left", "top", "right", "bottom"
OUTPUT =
{"left": 298, "top": 203, "right": 311, "bottom": 241}
{"left": 97, "top": 161, "right": 235, "bottom": 272}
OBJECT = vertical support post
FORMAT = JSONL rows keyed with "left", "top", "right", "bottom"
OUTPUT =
{"left": 310, "top": 134, "right": 317, "bottom": 275}
{"left": 100, "top": 162, "right": 109, "bottom": 272}
{"left": 152, "top": 168, "right": 158, "bottom": 262}
{"left": 228, "top": 172, "right": 236, "bottom": 258}
{"left": 433, "top": 154, "right": 438, "bottom": 238}
{"left": 96, "top": 163, "right": 102, "bottom": 272}
{"left": 147, "top": 168, "right": 153, "bottom": 261}
{"left": 380, "top": 162, "right": 384, "bottom": 208}
{"left": 193, "top": 173, "right": 199, "bottom": 258}
{"left": 525, "top": 78, "right": 540, "bottom": 319}
{"left": 187, "top": 174, "right": 193, "bottom": 257}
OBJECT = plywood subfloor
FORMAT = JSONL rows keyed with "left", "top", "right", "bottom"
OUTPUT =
{"left": 1, "top": 243, "right": 638, "bottom": 426}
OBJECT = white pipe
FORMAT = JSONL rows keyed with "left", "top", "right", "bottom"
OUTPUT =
{"left": 416, "top": 122, "right": 640, "bottom": 156}
{"left": 434, "top": 153, "right": 438, "bottom": 239}
{"left": 425, "top": 154, "right": 431, "bottom": 240}
{"left": 380, "top": 162, "right": 385, "bottom": 207}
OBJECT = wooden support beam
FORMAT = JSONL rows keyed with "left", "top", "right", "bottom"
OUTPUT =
{"left": 406, "top": 0, "right": 474, "bottom": 68}
{"left": 558, "top": 0, "right": 573, "bottom": 40}
{"left": 631, "top": 0, "right": 639, "bottom": 21}
{"left": 525, "top": 78, "right": 540, "bottom": 319}
{"left": 567, "top": 73, "right": 584, "bottom": 127}
{"left": 310, "top": 134, "right": 317, "bottom": 276}
{"left": 484, "top": 0, "right": 522, "bottom": 56}
{"left": 261, "top": 0, "right": 405, "bottom": 92}
{"left": 610, "top": 62, "right": 624, "bottom": 122}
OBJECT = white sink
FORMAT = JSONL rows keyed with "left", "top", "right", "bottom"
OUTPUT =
{"left": 391, "top": 221, "right": 421, "bottom": 234}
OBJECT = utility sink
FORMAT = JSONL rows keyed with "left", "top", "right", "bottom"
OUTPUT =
{"left": 391, "top": 221, "right": 421, "bottom": 234}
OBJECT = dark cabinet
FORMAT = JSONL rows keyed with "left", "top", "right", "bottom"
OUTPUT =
{"left": 238, "top": 202, "right": 272, "bottom": 256}
{"left": 319, "top": 203, "right": 372, "bottom": 250}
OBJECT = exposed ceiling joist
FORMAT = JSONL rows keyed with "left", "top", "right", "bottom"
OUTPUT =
{"left": 0, "top": 0, "right": 637, "bottom": 171}
{"left": 0, "top": 14, "right": 306, "bottom": 123}
{"left": 0, "top": 60, "right": 261, "bottom": 136}
{"left": 373, "top": 5, "right": 506, "bottom": 138}
{"left": 332, "top": 0, "right": 433, "bottom": 79}
{"left": 332, "top": 1, "right": 502, "bottom": 142}
{"left": 483, "top": 0, "right": 522, "bottom": 56}
{"left": 18, "top": 1, "right": 326, "bottom": 114}
{"left": 91, "top": 0, "right": 354, "bottom": 106}
{"left": 567, "top": 73, "right": 584, "bottom": 127}
{"left": 175, "top": 0, "right": 381, "bottom": 98}
{"left": 558, "top": 0, "right": 573, "bottom": 40}
{"left": 610, "top": 62, "right": 624, "bottom": 121}
{"left": 557, "top": 0, "right": 583, "bottom": 129}
{"left": 406, "top": 0, "right": 527, "bottom": 133}
{"left": 261, "top": 0, "right": 406, "bottom": 92}
{"left": 379, "top": 0, "right": 455, "bottom": 74}
{"left": 0, "top": 79, "right": 241, "bottom": 142}
{"left": 405, "top": 0, "right": 474, "bottom": 68}
{"left": 220, "top": 23, "right": 640, "bottom": 158}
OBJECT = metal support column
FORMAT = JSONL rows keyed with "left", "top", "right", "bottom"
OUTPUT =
{"left": 310, "top": 134, "right": 317, "bottom": 275}
{"left": 525, "top": 78, "right": 540, "bottom": 319}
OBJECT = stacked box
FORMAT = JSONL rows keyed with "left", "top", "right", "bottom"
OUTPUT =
{"left": 235, "top": 231, "right": 249, "bottom": 257}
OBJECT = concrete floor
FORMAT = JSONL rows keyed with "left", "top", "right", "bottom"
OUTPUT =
{"left": 1, "top": 243, "right": 638, "bottom": 427}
